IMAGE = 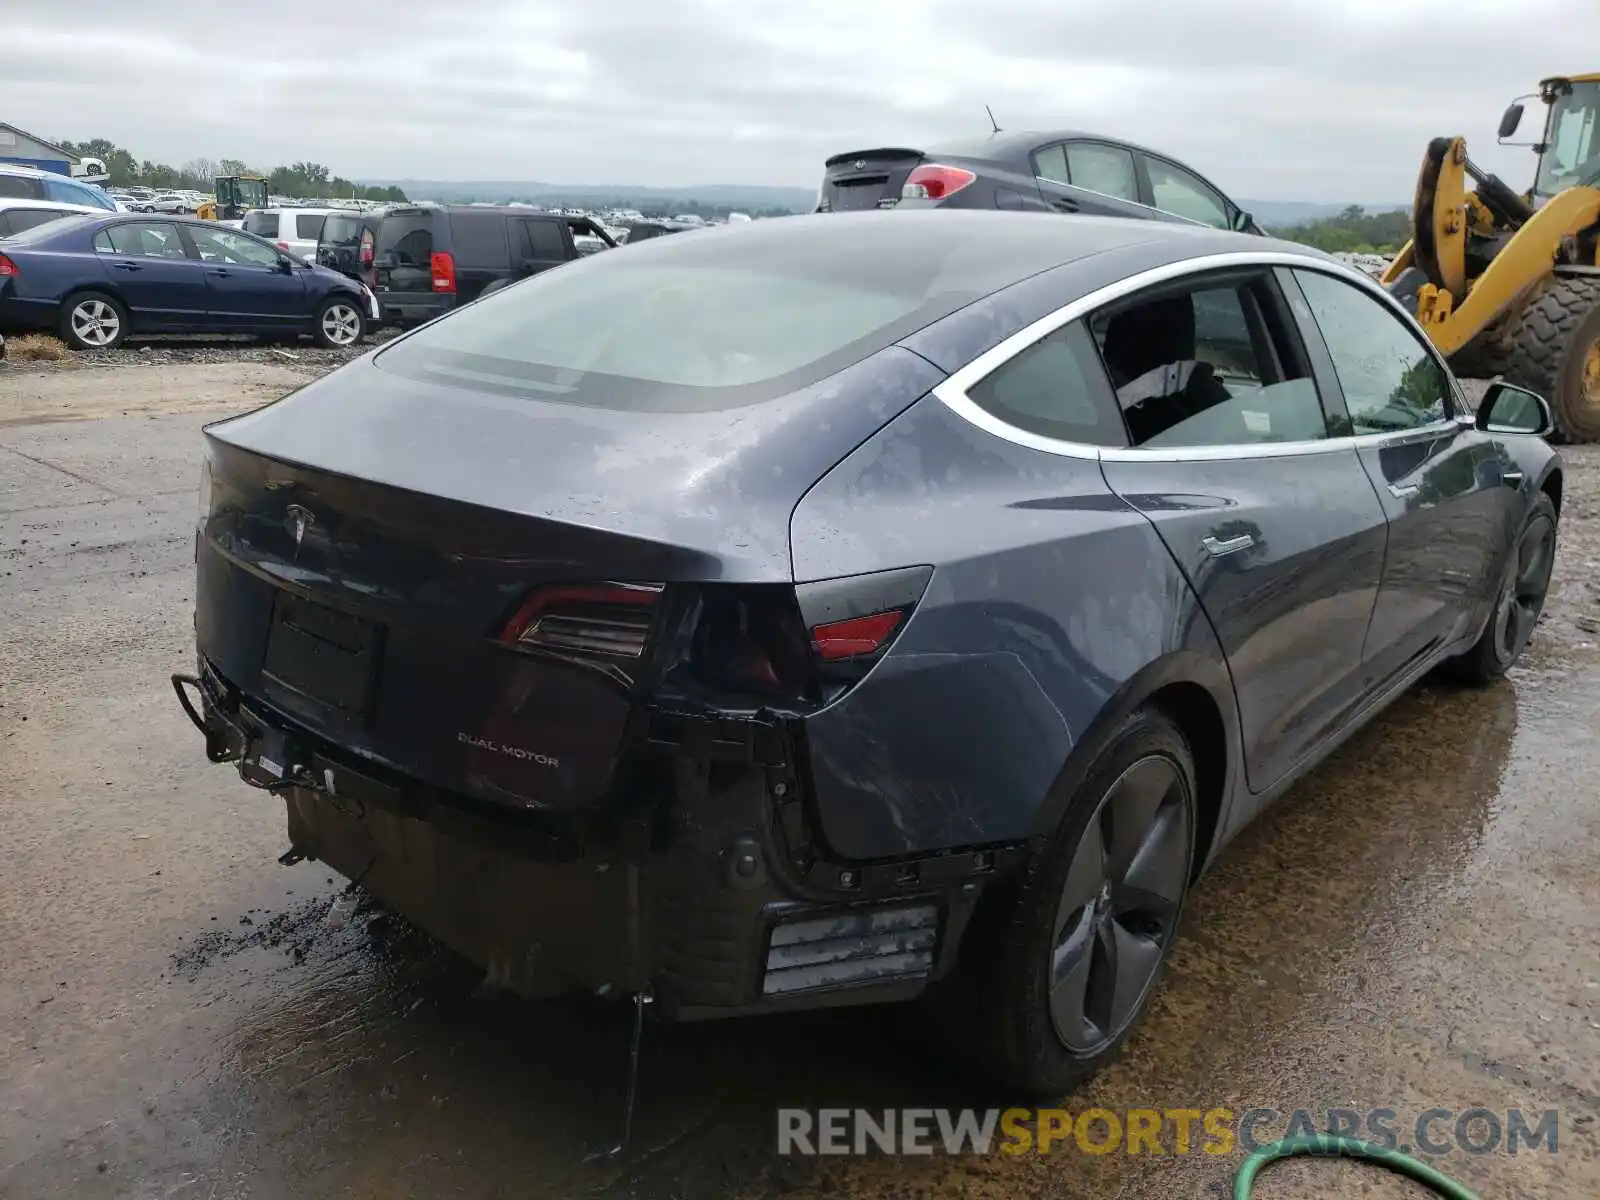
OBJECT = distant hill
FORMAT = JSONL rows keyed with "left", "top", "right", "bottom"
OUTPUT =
{"left": 1242, "top": 199, "right": 1409, "bottom": 228}
{"left": 362, "top": 179, "right": 818, "bottom": 213}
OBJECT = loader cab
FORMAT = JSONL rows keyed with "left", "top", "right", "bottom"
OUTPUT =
{"left": 213, "top": 175, "right": 269, "bottom": 222}
{"left": 1517, "top": 76, "right": 1600, "bottom": 200}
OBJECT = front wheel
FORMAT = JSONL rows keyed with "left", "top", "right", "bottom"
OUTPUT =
{"left": 313, "top": 296, "right": 365, "bottom": 348}
{"left": 945, "top": 708, "right": 1196, "bottom": 1095}
{"left": 58, "top": 291, "right": 129, "bottom": 351}
{"left": 1448, "top": 492, "right": 1558, "bottom": 684}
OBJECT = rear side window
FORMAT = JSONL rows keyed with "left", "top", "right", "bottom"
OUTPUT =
{"left": 321, "top": 214, "right": 362, "bottom": 245}
{"left": 295, "top": 213, "right": 326, "bottom": 240}
{"left": 447, "top": 211, "right": 510, "bottom": 265}
{"left": 966, "top": 321, "right": 1126, "bottom": 445}
{"left": 377, "top": 213, "right": 433, "bottom": 264}
{"left": 1092, "top": 277, "right": 1328, "bottom": 447}
{"left": 93, "top": 221, "right": 190, "bottom": 259}
{"left": 243, "top": 212, "right": 280, "bottom": 238}
{"left": 0, "top": 176, "right": 38, "bottom": 199}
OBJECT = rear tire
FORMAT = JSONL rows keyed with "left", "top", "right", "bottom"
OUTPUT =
{"left": 1502, "top": 275, "right": 1600, "bottom": 443}
{"left": 1447, "top": 492, "right": 1558, "bottom": 684}
{"left": 478, "top": 278, "right": 513, "bottom": 297}
{"left": 57, "top": 291, "right": 129, "bottom": 351}
{"left": 312, "top": 296, "right": 365, "bottom": 349}
{"left": 933, "top": 708, "right": 1196, "bottom": 1095}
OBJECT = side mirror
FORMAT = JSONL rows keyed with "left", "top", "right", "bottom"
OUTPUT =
{"left": 1475, "top": 381, "right": 1554, "bottom": 436}
{"left": 1231, "top": 209, "right": 1255, "bottom": 233}
{"left": 1497, "top": 103, "right": 1525, "bottom": 140}
{"left": 275, "top": 255, "right": 295, "bottom": 274}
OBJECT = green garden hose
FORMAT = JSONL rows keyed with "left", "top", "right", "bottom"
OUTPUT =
{"left": 1234, "top": 1134, "right": 1482, "bottom": 1199}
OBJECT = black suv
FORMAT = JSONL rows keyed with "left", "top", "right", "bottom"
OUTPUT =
{"left": 372, "top": 205, "right": 617, "bottom": 326}
{"left": 817, "top": 128, "right": 1263, "bottom": 234}
{"left": 316, "top": 211, "right": 383, "bottom": 287}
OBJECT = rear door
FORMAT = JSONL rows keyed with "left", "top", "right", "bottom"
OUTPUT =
{"left": 1283, "top": 266, "right": 1518, "bottom": 685}
{"left": 1089, "top": 267, "right": 1388, "bottom": 795}
{"left": 90, "top": 220, "right": 208, "bottom": 328}
{"left": 817, "top": 148, "right": 924, "bottom": 211}
{"left": 374, "top": 209, "right": 436, "bottom": 301}
{"left": 184, "top": 224, "right": 306, "bottom": 331}
{"left": 1032, "top": 141, "right": 1159, "bottom": 220}
{"left": 513, "top": 217, "right": 572, "bottom": 278}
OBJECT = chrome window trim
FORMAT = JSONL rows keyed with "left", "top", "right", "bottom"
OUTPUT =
{"left": 932, "top": 249, "right": 1465, "bottom": 464}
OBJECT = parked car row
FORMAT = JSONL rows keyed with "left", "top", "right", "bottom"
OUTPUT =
{"left": 0, "top": 212, "right": 378, "bottom": 350}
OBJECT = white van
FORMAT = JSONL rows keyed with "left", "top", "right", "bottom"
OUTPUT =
{"left": 240, "top": 207, "right": 344, "bottom": 264}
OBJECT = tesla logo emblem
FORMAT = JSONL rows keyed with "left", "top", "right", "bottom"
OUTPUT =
{"left": 853, "top": 159, "right": 867, "bottom": 170}
{"left": 285, "top": 504, "right": 315, "bottom": 550}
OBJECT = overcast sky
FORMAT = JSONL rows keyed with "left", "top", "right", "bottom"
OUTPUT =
{"left": 4, "top": 0, "right": 1596, "bottom": 200}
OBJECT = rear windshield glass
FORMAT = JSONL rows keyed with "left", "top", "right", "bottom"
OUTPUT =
{"left": 0, "top": 213, "right": 96, "bottom": 246}
{"left": 294, "top": 213, "right": 327, "bottom": 240}
{"left": 321, "top": 213, "right": 364, "bottom": 245}
{"left": 375, "top": 240, "right": 961, "bottom": 411}
{"left": 376, "top": 213, "right": 434, "bottom": 263}
{"left": 242, "top": 212, "right": 279, "bottom": 238}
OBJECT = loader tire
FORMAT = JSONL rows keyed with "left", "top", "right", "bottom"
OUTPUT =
{"left": 1502, "top": 275, "right": 1600, "bottom": 443}
{"left": 1449, "top": 325, "right": 1515, "bottom": 381}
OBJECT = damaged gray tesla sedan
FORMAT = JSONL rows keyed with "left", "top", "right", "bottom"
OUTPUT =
{"left": 175, "top": 209, "right": 1561, "bottom": 1094}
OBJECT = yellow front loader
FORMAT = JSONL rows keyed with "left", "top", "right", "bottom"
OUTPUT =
{"left": 195, "top": 175, "right": 269, "bottom": 223}
{"left": 1382, "top": 74, "right": 1600, "bottom": 441}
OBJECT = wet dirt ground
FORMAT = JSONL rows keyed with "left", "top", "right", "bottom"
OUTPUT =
{"left": 2, "top": 364, "right": 1598, "bottom": 1199}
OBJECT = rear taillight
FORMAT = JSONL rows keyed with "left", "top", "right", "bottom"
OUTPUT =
{"left": 430, "top": 251, "right": 457, "bottom": 293}
{"left": 501, "top": 583, "right": 663, "bottom": 663}
{"left": 0, "top": 254, "right": 18, "bottom": 277}
{"left": 901, "top": 164, "right": 976, "bottom": 201}
{"left": 359, "top": 231, "right": 374, "bottom": 266}
{"left": 275, "top": 241, "right": 290, "bottom": 252}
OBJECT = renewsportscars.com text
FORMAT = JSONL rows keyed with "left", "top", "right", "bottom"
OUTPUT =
{"left": 777, "top": 1106, "right": 1560, "bottom": 1157}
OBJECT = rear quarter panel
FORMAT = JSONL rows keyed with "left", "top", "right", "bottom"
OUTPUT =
{"left": 789, "top": 393, "right": 1238, "bottom": 861}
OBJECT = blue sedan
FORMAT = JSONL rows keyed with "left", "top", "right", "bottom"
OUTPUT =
{"left": 0, "top": 213, "right": 377, "bottom": 350}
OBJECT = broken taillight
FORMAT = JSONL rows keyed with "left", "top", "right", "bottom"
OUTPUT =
{"left": 500, "top": 583, "right": 663, "bottom": 661}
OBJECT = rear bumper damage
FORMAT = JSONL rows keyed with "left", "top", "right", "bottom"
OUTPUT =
{"left": 173, "top": 660, "right": 1023, "bottom": 1018}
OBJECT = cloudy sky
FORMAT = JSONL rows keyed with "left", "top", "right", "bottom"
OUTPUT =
{"left": 3, "top": 0, "right": 1595, "bottom": 200}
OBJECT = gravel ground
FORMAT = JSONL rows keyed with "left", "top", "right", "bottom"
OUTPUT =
{"left": 0, "top": 330, "right": 399, "bottom": 380}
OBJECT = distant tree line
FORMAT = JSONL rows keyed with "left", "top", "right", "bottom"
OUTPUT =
{"left": 1274, "top": 205, "right": 1412, "bottom": 255}
{"left": 53, "top": 138, "right": 408, "bottom": 202}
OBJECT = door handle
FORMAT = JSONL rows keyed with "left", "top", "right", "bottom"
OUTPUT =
{"left": 1202, "top": 533, "right": 1255, "bottom": 557}
{"left": 111, "top": 261, "right": 142, "bottom": 272}
{"left": 207, "top": 268, "right": 230, "bottom": 278}
{"left": 1501, "top": 469, "right": 1525, "bottom": 488}
{"left": 1051, "top": 197, "right": 1079, "bottom": 213}
{"left": 1389, "top": 483, "right": 1421, "bottom": 499}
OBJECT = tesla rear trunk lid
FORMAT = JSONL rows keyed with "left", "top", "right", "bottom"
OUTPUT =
{"left": 818, "top": 148, "right": 924, "bottom": 212}
{"left": 195, "top": 349, "right": 940, "bottom": 813}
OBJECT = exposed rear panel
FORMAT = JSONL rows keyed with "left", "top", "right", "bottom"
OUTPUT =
{"left": 789, "top": 395, "right": 1231, "bottom": 860}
